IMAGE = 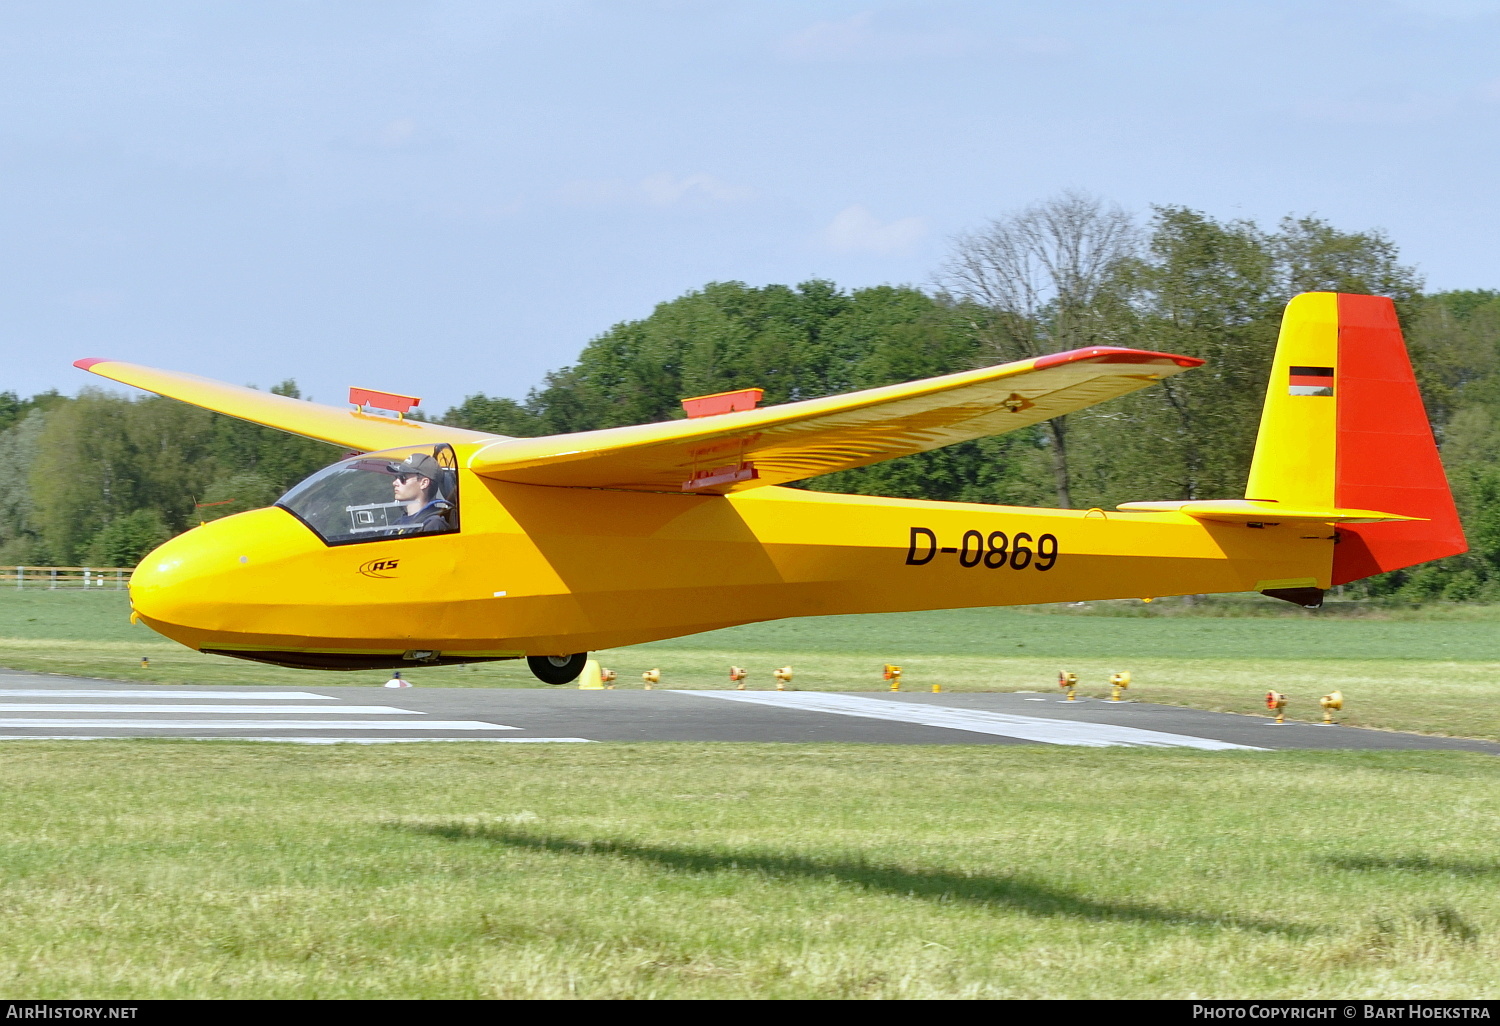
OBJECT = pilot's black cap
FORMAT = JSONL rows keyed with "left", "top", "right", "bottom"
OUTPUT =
{"left": 386, "top": 452, "right": 441, "bottom": 480}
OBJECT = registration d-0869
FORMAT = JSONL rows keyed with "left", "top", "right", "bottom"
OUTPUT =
{"left": 905, "top": 527, "right": 1058, "bottom": 571}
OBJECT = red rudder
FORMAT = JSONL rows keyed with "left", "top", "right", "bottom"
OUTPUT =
{"left": 1331, "top": 294, "right": 1466, "bottom": 585}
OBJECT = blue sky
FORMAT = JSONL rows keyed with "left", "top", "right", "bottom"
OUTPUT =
{"left": 6, "top": 0, "right": 1500, "bottom": 413}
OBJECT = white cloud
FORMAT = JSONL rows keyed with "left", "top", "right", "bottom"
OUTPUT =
{"left": 334, "top": 118, "right": 444, "bottom": 154}
{"left": 556, "top": 172, "right": 753, "bottom": 207}
{"left": 819, "top": 205, "right": 927, "bottom": 255}
{"left": 778, "top": 11, "right": 972, "bottom": 62}
{"left": 378, "top": 118, "right": 418, "bottom": 147}
{"left": 638, "top": 172, "right": 754, "bottom": 206}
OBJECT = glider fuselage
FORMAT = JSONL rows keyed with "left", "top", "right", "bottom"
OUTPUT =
{"left": 130, "top": 475, "right": 1332, "bottom": 667}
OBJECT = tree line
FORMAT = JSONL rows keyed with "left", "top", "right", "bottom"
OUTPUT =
{"left": 0, "top": 383, "right": 340, "bottom": 567}
{"left": 5, "top": 195, "right": 1499, "bottom": 601}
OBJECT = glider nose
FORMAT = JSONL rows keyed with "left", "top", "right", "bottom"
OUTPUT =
{"left": 128, "top": 507, "right": 315, "bottom": 647}
{"left": 128, "top": 530, "right": 215, "bottom": 628}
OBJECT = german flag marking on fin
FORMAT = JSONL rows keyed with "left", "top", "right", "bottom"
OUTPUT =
{"left": 1288, "top": 366, "right": 1334, "bottom": 396}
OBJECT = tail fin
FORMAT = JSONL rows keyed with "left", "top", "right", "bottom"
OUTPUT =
{"left": 1246, "top": 292, "right": 1466, "bottom": 586}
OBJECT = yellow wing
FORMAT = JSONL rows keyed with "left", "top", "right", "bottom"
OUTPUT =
{"left": 467, "top": 347, "right": 1203, "bottom": 493}
{"left": 74, "top": 358, "right": 499, "bottom": 452}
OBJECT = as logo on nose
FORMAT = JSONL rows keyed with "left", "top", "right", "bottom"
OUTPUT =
{"left": 359, "top": 559, "right": 401, "bottom": 578}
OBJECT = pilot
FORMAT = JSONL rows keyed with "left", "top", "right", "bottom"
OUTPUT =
{"left": 386, "top": 453, "right": 454, "bottom": 534}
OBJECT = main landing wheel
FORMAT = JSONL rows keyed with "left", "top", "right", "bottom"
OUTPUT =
{"left": 527, "top": 653, "right": 588, "bottom": 685}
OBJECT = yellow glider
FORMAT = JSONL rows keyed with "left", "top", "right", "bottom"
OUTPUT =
{"left": 76, "top": 293, "right": 1466, "bottom": 684}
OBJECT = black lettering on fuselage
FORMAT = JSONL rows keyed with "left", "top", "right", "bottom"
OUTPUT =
{"left": 906, "top": 527, "right": 937, "bottom": 565}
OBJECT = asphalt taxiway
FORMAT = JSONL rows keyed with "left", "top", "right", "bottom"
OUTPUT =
{"left": 0, "top": 668, "right": 1494, "bottom": 753}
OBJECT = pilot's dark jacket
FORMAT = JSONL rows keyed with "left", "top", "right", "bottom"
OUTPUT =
{"left": 390, "top": 499, "right": 453, "bottom": 535}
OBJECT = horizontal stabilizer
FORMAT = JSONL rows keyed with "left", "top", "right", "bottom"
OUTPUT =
{"left": 1117, "top": 499, "right": 1418, "bottom": 524}
{"left": 468, "top": 346, "right": 1202, "bottom": 492}
{"left": 73, "top": 359, "right": 498, "bottom": 453}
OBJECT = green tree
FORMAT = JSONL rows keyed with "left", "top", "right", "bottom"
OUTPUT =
{"left": 442, "top": 395, "right": 544, "bottom": 436}
{"left": 937, "top": 191, "right": 1140, "bottom": 507}
{"left": 85, "top": 509, "right": 172, "bottom": 567}
{"left": 520, "top": 280, "right": 862, "bottom": 433}
{"left": 1272, "top": 215, "right": 1422, "bottom": 303}
{"left": 1404, "top": 291, "right": 1500, "bottom": 434}
{"left": 1383, "top": 297, "right": 1500, "bottom": 601}
{"left": 1065, "top": 209, "right": 1421, "bottom": 512}
{"left": 0, "top": 409, "right": 50, "bottom": 563}
{"left": 31, "top": 392, "right": 217, "bottom": 563}
{"left": 194, "top": 472, "right": 282, "bottom": 524}
{"left": 0, "top": 390, "right": 64, "bottom": 434}
{"left": 1074, "top": 207, "right": 1280, "bottom": 508}
{"left": 11, "top": 383, "right": 340, "bottom": 566}
{"left": 205, "top": 381, "right": 343, "bottom": 491}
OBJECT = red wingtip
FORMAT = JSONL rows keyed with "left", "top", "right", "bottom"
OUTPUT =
{"left": 73, "top": 358, "right": 108, "bottom": 371}
{"left": 1033, "top": 346, "right": 1204, "bottom": 370}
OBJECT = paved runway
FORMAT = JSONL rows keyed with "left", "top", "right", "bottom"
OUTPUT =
{"left": 0, "top": 668, "right": 1494, "bottom": 753}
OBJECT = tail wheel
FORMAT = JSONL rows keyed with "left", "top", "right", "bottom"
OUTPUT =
{"left": 527, "top": 653, "right": 588, "bottom": 685}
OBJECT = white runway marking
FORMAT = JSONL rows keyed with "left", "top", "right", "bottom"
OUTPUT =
{"left": 0, "top": 704, "right": 420, "bottom": 714}
{"left": 0, "top": 736, "right": 590, "bottom": 744}
{"left": 0, "top": 690, "right": 335, "bottom": 700}
{"left": 677, "top": 692, "right": 1264, "bottom": 751}
{"left": 0, "top": 719, "right": 520, "bottom": 730}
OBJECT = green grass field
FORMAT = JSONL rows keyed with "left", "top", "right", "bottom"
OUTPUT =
{"left": 1, "top": 592, "right": 1498, "bottom": 998}
{"left": 0, "top": 741, "right": 1494, "bottom": 999}
{"left": 2, "top": 590, "right": 1498, "bottom": 740}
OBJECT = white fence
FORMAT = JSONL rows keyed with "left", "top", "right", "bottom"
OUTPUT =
{"left": 1, "top": 566, "right": 132, "bottom": 590}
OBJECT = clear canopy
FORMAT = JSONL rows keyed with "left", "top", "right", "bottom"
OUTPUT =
{"left": 276, "top": 443, "right": 459, "bottom": 546}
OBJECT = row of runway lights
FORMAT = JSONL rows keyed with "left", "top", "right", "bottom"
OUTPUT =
{"left": 1060, "top": 670, "right": 1345, "bottom": 722}
{"left": 577, "top": 663, "right": 815, "bottom": 691}
{"left": 569, "top": 661, "right": 945, "bottom": 692}
{"left": 371, "top": 660, "right": 1345, "bottom": 721}
{"left": 1266, "top": 688, "right": 1345, "bottom": 725}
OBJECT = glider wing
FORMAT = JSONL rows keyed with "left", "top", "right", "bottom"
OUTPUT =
{"left": 467, "top": 347, "right": 1203, "bottom": 493}
{"left": 74, "top": 359, "right": 499, "bottom": 452}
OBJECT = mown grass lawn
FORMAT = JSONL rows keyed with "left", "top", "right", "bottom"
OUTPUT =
{"left": 0, "top": 742, "right": 1495, "bottom": 999}
{"left": 2, "top": 591, "right": 1498, "bottom": 740}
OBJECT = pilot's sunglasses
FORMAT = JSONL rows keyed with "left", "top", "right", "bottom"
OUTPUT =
{"left": 394, "top": 473, "right": 416, "bottom": 483}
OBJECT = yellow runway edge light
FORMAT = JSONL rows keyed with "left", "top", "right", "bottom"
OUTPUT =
{"left": 1058, "top": 671, "right": 1079, "bottom": 702}
{"left": 75, "top": 293, "right": 1467, "bottom": 685}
